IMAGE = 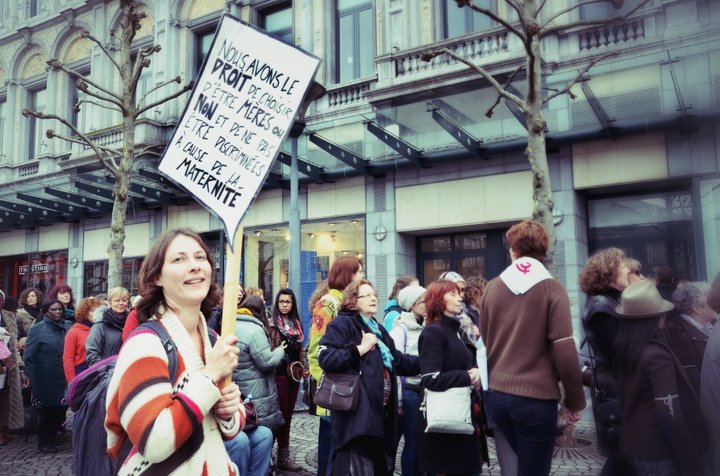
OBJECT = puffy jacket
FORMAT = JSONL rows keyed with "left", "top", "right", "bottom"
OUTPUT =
{"left": 85, "top": 308, "right": 127, "bottom": 366}
{"left": 232, "top": 311, "right": 285, "bottom": 430}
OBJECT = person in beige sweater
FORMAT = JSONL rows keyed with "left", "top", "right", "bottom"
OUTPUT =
{"left": 480, "top": 220, "right": 585, "bottom": 476}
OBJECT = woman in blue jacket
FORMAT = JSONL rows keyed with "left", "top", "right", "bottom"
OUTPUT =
{"left": 24, "top": 299, "right": 72, "bottom": 453}
{"left": 318, "top": 279, "right": 419, "bottom": 475}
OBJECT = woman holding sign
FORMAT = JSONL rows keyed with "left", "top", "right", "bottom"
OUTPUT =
{"left": 105, "top": 228, "right": 244, "bottom": 475}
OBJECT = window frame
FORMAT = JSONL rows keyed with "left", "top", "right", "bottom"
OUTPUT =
{"left": 335, "top": 0, "right": 375, "bottom": 83}
{"left": 259, "top": 1, "right": 294, "bottom": 44}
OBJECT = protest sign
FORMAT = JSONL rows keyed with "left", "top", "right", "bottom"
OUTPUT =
{"left": 159, "top": 14, "right": 321, "bottom": 245}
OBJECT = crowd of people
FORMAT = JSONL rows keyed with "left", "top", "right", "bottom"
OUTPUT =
{"left": 0, "top": 220, "right": 717, "bottom": 475}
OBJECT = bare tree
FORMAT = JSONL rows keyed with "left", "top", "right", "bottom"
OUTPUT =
{"left": 22, "top": 0, "right": 192, "bottom": 289}
{"left": 423, "top": 0, "right": 651, "bottom": 274}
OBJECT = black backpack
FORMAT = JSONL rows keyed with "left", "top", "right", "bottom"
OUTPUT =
{"left": 65, "top": 321, "right": 179, "bottom": 476}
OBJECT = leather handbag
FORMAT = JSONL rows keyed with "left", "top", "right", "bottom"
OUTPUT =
{"left": 313, "top": 372, "right": 361, "bottom": 412}
{"left": 421, "top": 386, "right": 474, "bottom": 435}
{"left": 313, "top": 355, "right": 368, "bottom": 412}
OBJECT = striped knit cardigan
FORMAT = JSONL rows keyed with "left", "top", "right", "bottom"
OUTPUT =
{"left": 105, "top": 310, "right": 244, "bottom": 475}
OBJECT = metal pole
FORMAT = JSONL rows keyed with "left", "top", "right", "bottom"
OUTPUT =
{"left": 289, "top": 135, "right": 301, "bottom": 297}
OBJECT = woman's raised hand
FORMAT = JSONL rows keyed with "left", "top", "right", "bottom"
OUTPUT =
{"left": 203, "top": 335, "right": 240, "bottom": 383}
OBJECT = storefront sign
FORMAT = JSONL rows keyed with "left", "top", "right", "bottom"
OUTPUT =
{"left": 159, "top": 14, "right": 321, "bottom": 244}
{"left": 18, "top": 263, "right": 49, "bottom": 275}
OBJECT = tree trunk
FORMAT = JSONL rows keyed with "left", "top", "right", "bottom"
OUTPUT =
{"left": 525, "top": 15, "right": 557, "bottom": 277}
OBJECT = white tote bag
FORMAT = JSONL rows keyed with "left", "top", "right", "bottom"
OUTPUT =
{"left": 421, "top": 386, "right": 474, "bottom": 435}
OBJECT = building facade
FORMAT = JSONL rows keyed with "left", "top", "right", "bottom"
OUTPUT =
{"left": 0, "top": 0, "right": 719, "bottom": 331}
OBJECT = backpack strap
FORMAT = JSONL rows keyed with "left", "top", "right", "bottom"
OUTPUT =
{"left": 132, "top": 321, "right": 180, "bottom": 382}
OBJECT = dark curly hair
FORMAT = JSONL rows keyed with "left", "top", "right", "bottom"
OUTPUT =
{"left": 579, "top": 247, "right": 627, "bottom": 295}
{"left": 135, "top": 228, "right": 220, "bottom": 323}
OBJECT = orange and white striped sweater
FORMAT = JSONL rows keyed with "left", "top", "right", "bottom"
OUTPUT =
{"left": 105, "top": 310, "right": 244, "bottom": 475}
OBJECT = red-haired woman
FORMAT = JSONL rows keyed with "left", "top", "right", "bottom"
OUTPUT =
{"left": 480, "top": 220, "right": 585, "bottom": 475}
{"left": 417, "top": 279, "right": 487, "bottom": 475}
{"left": 307, "top": 255, "right": 364, "bottom": 476}
{"left": 63, "top": 296, "right": 102, "bottom": 383}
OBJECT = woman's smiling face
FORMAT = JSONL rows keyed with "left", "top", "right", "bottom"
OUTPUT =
{"left": 155, "top": 234, "right": 212, "bottom": 311}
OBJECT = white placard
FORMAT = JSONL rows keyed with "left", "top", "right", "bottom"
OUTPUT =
{"left": 159, "top": 15, "right": 321, "bottom": 245}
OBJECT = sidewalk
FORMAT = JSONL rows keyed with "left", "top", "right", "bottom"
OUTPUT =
{"left": 0, "top": 411, "right": 604, "bottom": 475}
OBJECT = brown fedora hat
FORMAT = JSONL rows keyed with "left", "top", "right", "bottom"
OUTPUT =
{"left": 616, "top": 280, "right": 675, "bottom": 319}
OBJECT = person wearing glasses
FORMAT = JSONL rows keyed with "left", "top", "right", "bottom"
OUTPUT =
{"left": 318, "top": 279, "right": 419, "bottom": 474}
{"left": 307, "top": 255, "right": 364, "bottom": 476}
{"left": 269, "top": 288, "right": 305, "bottom": 471}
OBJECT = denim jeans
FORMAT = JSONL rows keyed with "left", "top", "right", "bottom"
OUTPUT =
{"left": 318, "top": 415, "right": 332, "bottom": 476}
{"left": 225, "top": 426, "right": 273, "bottom": 476}
{"left": 399, "top": 387, "right": 422, "bottom": 476}
{"left": 629, "top": 458, "right": 679, "bottom": 476}
{"left": 485, "top": 390, "right": 558, "bottom": 476}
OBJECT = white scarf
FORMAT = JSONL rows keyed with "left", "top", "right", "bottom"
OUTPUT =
{"left": 499, "top": 257, "right": 552, "bottom": 295}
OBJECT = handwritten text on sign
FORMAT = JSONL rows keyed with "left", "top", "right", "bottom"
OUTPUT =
{"left": 159, "top": 15, "right": 320, "bottom": 242}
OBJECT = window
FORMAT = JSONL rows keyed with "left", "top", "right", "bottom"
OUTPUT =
{"left": 580, "top": 0, "right": 640, "bottom": 21}
{"left": 28, "top": 0, "right": 39, "bottom": 17}
{"left": 27, "top": 87, "right": 47, "bottom": 160}
{"left": 336, "top": 0, "right": 374, "bottom": 83}
{"left": 588, "top": 189, "right": 695, "bottom": 281}
{"left": 83, "top": 257, "right": 145, "bottom": 296}
{"left": 69, "top": 67, "right": 91, "bottom": 132}
{"left": 418, "top": 230, "right": 508, "bottom": 283}
{"left": 244, "top": 218, "right": 366, "bottom": 335}
{"left": 195, "top": 30, "right": 215, "bottom": 76}
{"left": 443, "top": 0, "right": 495, "bottom": 39}
{"left": 261, "top": 2, "right": 293, "bottom": 44}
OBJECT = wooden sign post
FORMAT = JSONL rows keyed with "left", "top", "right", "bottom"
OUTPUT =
{"left": 220, "top": 227, "right": 243, "bottom": 388}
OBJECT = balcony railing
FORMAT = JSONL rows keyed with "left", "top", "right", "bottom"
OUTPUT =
{"left": 326, "top": 78, "right": 376, "bottom": 108}
{"left": 577, "top": 18, "right": 645, "bottom": 52}
{"left": 380, "top": 29, "right": 511, "bottom": 81}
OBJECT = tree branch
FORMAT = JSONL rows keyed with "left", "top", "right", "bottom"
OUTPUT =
{"left": 136, "top": 82, "right": 193, "bottom": 117}
{"left": 422, "top": 47, "right": 527, "bottom": 111}
{"left": 21, "top": 108, "right": 120, "bottom": 174}
{"left": 543, "top": 52, "right": 617, "bottom": 104}
{"left": 131, "top": 44, "right": 161, "bottom": 96}
{"left": 539, "top": 0, "right": 611, "bottom": 30}
{"left": 77, "top": 98, "right": 123, "bottom": 114}
{"left": 503, "top": 0, "right": 527, "bottom": 32}
{"left": 76, "top": 82, "right": 125, "bottom": 111}
{"left": 48, "top": 60, "right": 123, "bottom": 105}
{"left": 80, "top": 30, "right": 121, "bottom": 73}
{"left": 536, "top": 0, "right": 549, "bottom": 16}
{"left": 539, "top": 0, "right": 653, "bottom": 39}
{"left": 138, "top": 75, "right": 182, "bottom": 107}
{"left": 456, "top": 0, "right": 527, "bottom": 42}
{"left": 137, "top": 145, "right": 164, "bottom": 158}
{"left": 485, "top": 64, "right": 523, "bottom": 118}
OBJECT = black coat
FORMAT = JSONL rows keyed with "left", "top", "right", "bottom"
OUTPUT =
{"left": 24, "top": 316, "right": 72, "bottom": 406}
{"left": 582, "top": 290, "right": 623, "bottom": 456}
{"left": 418, "top": 316, "right": 485, "bottom": 474}
{"left": 318, "top": 310, "right": 419, "bottom": 472}
{"left": 618, "top": 332, "right": 708, "bottom": 476}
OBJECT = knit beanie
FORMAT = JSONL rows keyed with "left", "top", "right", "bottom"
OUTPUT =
{"left": 439, "top": 271, "right": 464, "bottom": 283}
{"left": 398, "top": 285, "right": 427, "bottom": 312}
